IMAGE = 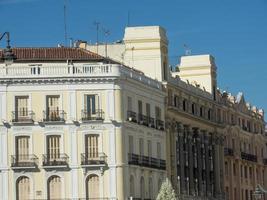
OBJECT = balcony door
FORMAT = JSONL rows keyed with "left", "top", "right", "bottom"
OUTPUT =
{"left": 16, "top": 176, "right": 30, "bottom": 200}
{"left": 47, "top": 135, "right": 60, "bottom": 160}
{"left": 86, "top": 174, "right": 99, "bottom": 199}
{"left": 16, "top": 136, "right": 30, "bottom": 162}
{"left": 15, "top": 96, "right": 29, "bottom": 121}
{"left": 46, "top": 95, "right": 60, "bottom": 121}
{"left": 47, "top": 175, "right": 61, "bottom": 200}
{"left": 85, "top": 135, "right": 98, "bottom": 159}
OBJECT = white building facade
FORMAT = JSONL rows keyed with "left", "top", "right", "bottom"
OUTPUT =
{"left": 0, "top": 47, "right": 166, "bottom": 200}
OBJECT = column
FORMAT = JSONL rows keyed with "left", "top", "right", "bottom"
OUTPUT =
{"left": 204, "top": 133, "right": 211, "bottom": 196}
{"left": 178, "top": 124, "right": 186, "bottom": 194}
{"left": 187, "top": 126, "right": 195, "bottom": 195}
{"left": 219, "top": 136, "right": 225, "bottom": 198}
{"left": 214, "top": 134, "right": 221, "bottom": 197}
{"left": 195, "top": 128, "right": 203, "bottom": 196}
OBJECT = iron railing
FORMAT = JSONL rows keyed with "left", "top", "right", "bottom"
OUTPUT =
{"left": 81, "top": 109, "right": 104, "bottom": 121}
{"left": 224, "top": 148, "right": 234, "bottom": 156}
{"left": 241, "top": 152, "right": 257, "bottom": 162}
{"left": 127, "top": 111, "right": 137, "bottom": 122}
{"left": 12, "top": 110, "right": 35, "bottom": 123}
{"left": 128, "top": 153, "right": 166, "bottom": 170}
{"left": 42, "top": 153, "right": 69, "bottom": 167}
{"left": 43, "top": 109, "right": 66, "bottom": 122}
{"left": 147, "top": 116, "right": 155, "bottom": 128}
{"left": 155, "top": 119, "right": 164, "bottom": 130}
{"left": 138, "top": 114, "right": 148, "bottom": 126}
{"left": 81, "top": 153, "right": 106, "bottom": 166}
{"left": 11, "top": 154, "right": 38, "bottom": 168}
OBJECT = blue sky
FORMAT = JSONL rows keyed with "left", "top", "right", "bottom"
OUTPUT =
{"left": 0, "top": 0, "right": 267, "bottom": 117}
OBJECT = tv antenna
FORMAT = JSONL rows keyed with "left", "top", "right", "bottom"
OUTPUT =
{"left": 183, "top": 44, "right": 191, "bottom": 56}
{"left": 102, "top": 28, "right": 110, "bottom": 57}
{"left": 64, "top": 0, "right": 68, "bottom": 46}
{"left": 93, "top": 21, "right": 100, "bottom": 53}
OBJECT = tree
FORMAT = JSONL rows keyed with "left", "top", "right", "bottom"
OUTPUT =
{"left": 156, "top": 178, "right": 177, "bottom": 200}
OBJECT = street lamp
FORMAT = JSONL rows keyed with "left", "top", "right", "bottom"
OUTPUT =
{"left": 0, "top": 32, "right": 16, "bottom": 65}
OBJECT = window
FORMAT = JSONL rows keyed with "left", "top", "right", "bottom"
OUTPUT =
{"left": 157, "top": 142, "right": 161, "bottom": 159}
{"left": 149, "top": 177, "right": 153, "bottom": 199}
{"left": 183, "top": 99, "right": 187, "bottom": 111}
{"left": 47, "top": 135, "right": 60, "bottom": 160}
{"left": 232, "top": 139, "right": 235, "bottom": 151}
{"left": 86, "top": 174, "right": 99, "bottom": 199}
{"left": 139, "top": 138, "right": 144, "bottom": 156}
{"left": 208, "top": 109, "right": 211, "bottom": 120}
{"left": 16, "top": 136, "right": 30, "bottom": 162}
{"left": 155, "top": 106, "right": 161, "bottom": 120}
{"left": 233, "top": 163, "right": 236, "bottom": 176}
{"left": 200, "top": 106, "right": 204, "bottom": 117}
{"left": 148, "top": 140, "right": 152, "bottom": 158}
{"left": 84, "top": 94, "right": 99, "bottom": 117}
{"left": 46, "top": 95, "right": 60, "bottom": 121}
{"left": 130, "top": 175, "right": 135, "bottom": 197}
{"left": 16, "top": 176, "right": 30, "bottom": 200}
{"left": 138, "top": 100, "right": 142, "bottom": 115}
{"left": 15, "top": 96, "right": 29, "bottom": 121}
{"left": 127, "top": 97, "right": 132, "bottom": 111}
{"left": 47, "top": 176, "right": 61, "bottom": 200}
{"left": 140, "top": 177, "right": 145, "bottom": 199}
{"left": 146, "top": 103, "right": 150, "bottom": 117}
{"left": 225, "top": 161, "right": 228, "bottom": 176}
{"left": 129, "top": 136, "right": 134, "bottom": 154}
{"left": 174, "top": 95, "right": 179, "bottom": 107}
{"left": 85, "top": 135, "right": 99, "bottom": 159}
{"left": 191, "top": 103, "right": 195, "bottom": 114}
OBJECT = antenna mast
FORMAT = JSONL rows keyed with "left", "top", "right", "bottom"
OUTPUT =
{"left": 94, "top": 21, "right": 100, "bottom": 54}
{"left": 64, "top": 0, "right": 68, "bottom": 46}
{"left": 102, "top": 28, "right": 110, "bottom": 57}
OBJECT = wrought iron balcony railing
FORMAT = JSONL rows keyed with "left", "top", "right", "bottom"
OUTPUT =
{"left": 148, "top": 116, "right": 155, "bottom": 128}
{"left": 11, "top": 154, "right": 38, "bottom": 169}
{"left": 81, "top": 153, "right": 106, "bottom": 166}
{"left": 42, "top": 153, "right": 69, "bottom": 167}
{"left": 241, "top": 152, "right": 257, "bottom": 162}
{"left": 155, "top": 119, "right": 164, "bottom": 130}
{"left": 43, "top": 110, "right": 66, "bottom": 122}
{"left": 127, "top": 111, "right": 137, "bottom": 123}
{"left": 224, "top": 148, "right": 234, "bottom": 156}
{"left": 12, "top": 110, "right": 35, "bottom": 123}
{"left": 128, "top": 153, "right": 166, "bottom": 170}
{"left": 81, "top": 109, "right": 104, "bottom": 121}
{"left": 138, "top": 114, "right": 148, "bottom": 126}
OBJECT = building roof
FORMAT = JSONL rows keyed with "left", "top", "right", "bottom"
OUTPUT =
{"left": 0, "top": 47, "right": 110, "bottom": 62}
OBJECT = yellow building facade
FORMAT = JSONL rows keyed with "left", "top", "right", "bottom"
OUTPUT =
{"left": 84, "top": 26, "right": 267, "bottom": 200}
{"left": 0, "top": 47, "right": 166, "bottom": 200}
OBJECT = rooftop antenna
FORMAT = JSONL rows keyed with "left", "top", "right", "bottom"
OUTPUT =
{"left": 63, "top": 0, "right": 68, "bottom": 46}
{"left": 183, "top": 44, "right": 191, "bottom": 56}
{"left": 102, "top": 28, "right": 110, "bottom": 57}
{"left": 93, "top": 21, "right": 100, "bottom": 54}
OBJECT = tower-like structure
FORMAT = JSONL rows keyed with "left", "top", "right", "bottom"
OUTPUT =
{"left": 123, "top": 26, "right": 169, "bottom": 81}
{"left": 177, "top": 54, "right": 217, "bottom": 99}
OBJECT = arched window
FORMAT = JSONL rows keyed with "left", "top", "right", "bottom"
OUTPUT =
{"left": 149, "top": 177, "right": 153, "bottom": 199}
{"left": 140, "top": 177, "right": 145, "bottom": 199}
{"left": 130, "top": 175, "right": 135, "bottom": 197}
{"left": 47, "top": 175, "right": 61, "bottom": 200}
{"left": 16, "top": 176, "right": 30, "bottom": 200}
{"left": 86, "top": 174, "right": 99, "bottom": 199}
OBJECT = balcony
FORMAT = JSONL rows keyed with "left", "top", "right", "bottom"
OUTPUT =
{"left": 81, "top": 109, "right": 104, "bottom": 121}
{"left": 241, "top": 152, "right": 257, "bottom": 162}
{"left": 43, "top": 110, "right": 66, "bottom": 123}
{"left": 127, "top": 111, "right": 137, "bottom": 123}
{"left": 12, "top": 110, "right": 35, "bottom": 124}
{"left": 128, "top": 153, "right": 166, "bottom": 170}
{"left": 138, "top": 114, "right": 148, "bottom": 126}
{"left": 81, "top": 153, "right": 106, "bottom": 167}
{"left": 148, "top": 117, "right": 155, "bottom": 128}
{"left": 155, "top": 119, "right": 164, "bottom": 130}
{"left": 224, "top": 148, "right": 234, "bottom": 156}
{"left": 11, "top": 154, "right": 38, "bottom": 170}
{"left": 42, "top": 153, "right": 69, "bottom": 168}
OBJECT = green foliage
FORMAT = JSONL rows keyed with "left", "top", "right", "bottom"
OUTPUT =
{"left": 156, "top": 178, "right": 177, "bottom": 200}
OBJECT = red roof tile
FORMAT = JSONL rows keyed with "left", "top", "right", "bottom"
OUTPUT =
{"left": 0, "top": 47, "right": 105, "bottom": 62}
